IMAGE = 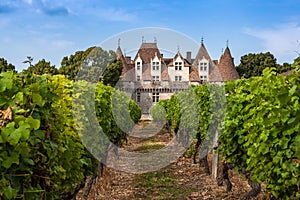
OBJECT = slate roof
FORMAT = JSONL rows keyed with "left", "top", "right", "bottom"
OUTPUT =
{"left": 216, "top": 47, "right": 240, "bottom": 81}
{"left": 116, "top": 46, "right": 135, "bottom": 81}
{"left": 134, "top": 43, "right": 162, "bottom": 64}
{"left": 189, "top": 66, "right": 200, "bottom": 82}
{"left": 168, "top": 52, "right": 192, "bottom": 67}
{"left": 163, "top": 58, "right": 173, "bottom": 66}
{"left": 193, "top": 43, "right": 212, "bottom": 66}
{"left": 117, "top": 41, "right": 240, "bottom": 84}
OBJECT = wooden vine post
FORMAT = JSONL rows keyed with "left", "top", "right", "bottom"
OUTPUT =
{"left": 211, "top": 129, "right": 219, "bottom": 179}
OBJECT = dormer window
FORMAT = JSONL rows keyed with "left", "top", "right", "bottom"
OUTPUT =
{"left": 152, "top": 62, "right": 160, "bottom": 70}
{"left": 175, "top": 62, "right": 182, "bottom": 70}
{"left": 137, "top": 62, "right": 141, "bottom": 70}
{"left": 199, "top": 62, "right": 208, "bottom": 71}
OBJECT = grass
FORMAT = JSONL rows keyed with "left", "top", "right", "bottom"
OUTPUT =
{"left": 130, "top": 121, "right": 199, "bottom": 199}
{"left": 133, "top": 169, "right": 199, "bottom": 199}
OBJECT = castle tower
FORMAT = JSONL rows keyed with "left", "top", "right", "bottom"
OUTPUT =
{"left": 217, "top": 47, "right": 240, "bottom": 81}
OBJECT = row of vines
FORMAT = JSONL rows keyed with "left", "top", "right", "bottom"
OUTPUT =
{"left": 219, "top": 68, "right": 299, "bottom": 198}
{"left": 0, "top": 71, "right": 141, "bottom": 199}
{"left": 151, "top": 68, "right": 299, "bottom": 199}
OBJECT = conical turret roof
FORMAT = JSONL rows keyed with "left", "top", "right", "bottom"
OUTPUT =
{"left": 217, "top": 47, "right": 240, "bottom": 81}
{"left": 115, "top": 46, "right": 134, "bottom": 80}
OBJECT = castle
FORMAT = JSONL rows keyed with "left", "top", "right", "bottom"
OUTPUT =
{"left": 115, "top": 40, "right": 240, "bottom": 114}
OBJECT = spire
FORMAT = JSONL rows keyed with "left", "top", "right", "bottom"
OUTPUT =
{"left": 218, "top": 45, "right": 240, "bottom": 81}
{"left": 226, "top": 40, "right": 229, "bottom": 48}
{"left": 116, "top": 40, "right": 123, "bottom": 60}
{"left": 118, "top": 38, "right": 121, "bottom": 47}
{"left": 193, "top": 39, "right": 212, "bottom": 66}
{"left": 201, "top": 36, "right": 204, "bottom": 45}
{"left": 177, "top": 45, "right": 181, "bottom": 53}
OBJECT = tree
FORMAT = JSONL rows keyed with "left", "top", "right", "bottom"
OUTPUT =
{"left": 23, "top": 59, "right": 58, "bottom": 75}
{"left": 58, "top": 47, "right": 116, "bottom": 81}
{"left": 236, "top": 52, "right": 277, "bottom": 78}
{"left": 0, "top": 58, "right": 16, "bottom": 73}
{"left": 102, "top": 60, "right": 123, "bottom": 86}
{"left": 276, "top": 62, "right": 293, "bottom": 74}
{"left": 292, "top": 55, "right": 300, "bottom": 72}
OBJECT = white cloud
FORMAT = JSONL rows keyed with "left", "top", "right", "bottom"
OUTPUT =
{"left": 244, "top": 22, "right": 300, "bottom": 63}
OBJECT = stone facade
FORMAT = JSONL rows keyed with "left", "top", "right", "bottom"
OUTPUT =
{"left": 116, "top": 41, "right": 239, "bottom": 114}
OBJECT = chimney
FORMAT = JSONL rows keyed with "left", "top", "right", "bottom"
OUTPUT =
{"left": 125, "top": 56, "right": 131, "bottom": 63}
{"left": 186, "top": 51, "right": 192, "bottom": 63}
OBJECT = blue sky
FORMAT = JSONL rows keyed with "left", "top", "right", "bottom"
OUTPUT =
{"left": 1, "top": 0, "right": 300, "bottom": 71}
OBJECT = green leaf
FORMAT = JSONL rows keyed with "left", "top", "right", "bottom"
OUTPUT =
{"left": 32, "top": 93, "right": 42, "bottom": 105}
{"left": 0, "top": 71, "right": 13, "bottom": 92}
{"left": 14, "top": 92, "right": 24, "bottom": 104}
{"left": 26, "top": 117, "right": 40, "bottom": 130}
{"left": 287, "top": 117, "right": 296, "bottom": 124}
{"left": 2, "top": 151, "right": 19, "bottom": 168}
{"left": 23, "top": 157, "right": 35, "bottom": 165}
{"left": 279, "top": 137, "right": 289, "bottom": 149}
{"left": 3, "top": 186, "right": 18, "bottom": 199}
{"left": 1, "top": 122, "right": 15, "bottom": 142}
{"left": 7, "top": 123, "right": 30, "bottom": 145}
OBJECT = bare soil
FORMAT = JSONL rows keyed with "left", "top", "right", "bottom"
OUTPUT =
{"left": 76, "top": 122, "right": 269, "bottom": 200}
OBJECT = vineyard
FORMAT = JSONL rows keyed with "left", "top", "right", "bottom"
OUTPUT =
{"left": 0, "top": 72, "right": 141, "bottom": 199}
{"left": 151, "top": 67, "right": 300, "bottom": 199}
{"left": 0, "top": 66, "right": 299, "bottom": 199}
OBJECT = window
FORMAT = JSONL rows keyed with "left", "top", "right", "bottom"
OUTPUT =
{"left": 152, "top": 93, "right": 159, "bottom": 103}
{"left": 152, "top": 76, "right": 160, "bottom": 81}
{"left": 137, "top": 75, "right": 141, "bottom": 81}
{"left": 137, "top": 62, "right": 141, "bottom": 70}
{"left": 175, "top": 76, "right": 182, "bottom": 81}
{"left": 200, "top": 62, "right": 208, "bottom": 71}
{"left": 175, "top": 62, "right": 182, "bottom": 70}
{"left": 200, "top": 75, "right": 207, "bottom": 81}
{"left": 204, "top": 63, "right": 207, "bottom": 71}
{"left": 152, "top": 62, "right": 160, "bottom": 70}
{"left": 137, "top": 92, "right": 141, "bottom": 103}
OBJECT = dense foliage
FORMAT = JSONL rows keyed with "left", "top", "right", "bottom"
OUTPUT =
{"left": 23, "top": 59, "right": 58, "bottom": 75}
{"left": 150, "top": 84, "right": 223, "bottom": 157}
{"left": 59, "top": 47, "right": 116, "bottom": 81}
{"left": 0, "top": 72, "right": 141, "bottom": 199}
{"left": 0, "top": 58, "right": 16, "bottom": 73}
{"left": 102, "top": 60, "right": 123, "bottom": 87}
{"left": 219, "top": 67, "right": 300, "bottom": 199}
{"left": 151, "top": 63, "right": 299, "bottom": 198}
{"left": 236, "top": 52, "right": 294, "bottom": 78}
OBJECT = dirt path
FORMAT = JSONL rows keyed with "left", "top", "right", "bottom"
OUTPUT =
{"left": 77, "top": 121, "right": 268, "bottom": 200}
